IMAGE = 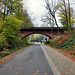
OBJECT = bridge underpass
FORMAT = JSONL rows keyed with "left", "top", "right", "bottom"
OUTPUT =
{"left": 20, "top": 27, "right": 68, "bottom": 38}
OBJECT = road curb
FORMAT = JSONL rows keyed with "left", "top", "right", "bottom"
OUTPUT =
{"left": 41, "top": 45, "right": 61, "bottom": 75}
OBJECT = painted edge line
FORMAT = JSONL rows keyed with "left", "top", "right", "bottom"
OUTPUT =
{"left": 41, "top": 45, "right": 61, "bottom": 75}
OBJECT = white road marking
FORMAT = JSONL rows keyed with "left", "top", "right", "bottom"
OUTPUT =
{"left": 41, "top": 45, "right": 61, "bottom": 75}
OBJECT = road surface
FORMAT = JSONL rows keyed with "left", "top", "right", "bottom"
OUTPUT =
{"left": 0, "top": 44, "right": 54, "bottom": 75}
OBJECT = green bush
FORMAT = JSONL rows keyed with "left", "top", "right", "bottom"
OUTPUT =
{"left": 50, "top": 39, "right": 55, "bottom": 46}
{"left": 2, "top": 51, "right": 10, "bottom": 56}
{"left": 0, "top": 51, "right": 10, "bottom": 57}
{"left": 44, "top": 40, "right": 50, "bottom": 44}
{"left": 54, "top": 31, "right": 75, "bottom": 50}
{"left": 3, "top": 48, "right": 10, "bottom": 52}
{"left": 70, "top": 52, "right": 75, "bottom": 55}
{"left": 44, "top": 39, "right": 55, "bottom": 47}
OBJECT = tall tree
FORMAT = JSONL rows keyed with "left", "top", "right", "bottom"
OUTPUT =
{"left": 14, "top": 0, "right": 23, "bottom": 20}
{"left": 43, "top": 0, "right": 60, "bottom": 34}
{"left": 22, "top": 10, "right": 34, "bottom": 27}
{"left": 0, "top": 0, "right": 34, "bottom": 51}
{"left": 58, "top": 0, "right": 75, "bottom": 29}
{"left": 0, "top": 0, "right": 8, "bottom": 25}
{"left": 0, "top": 14, "right": 22, "bottom": 50}
{"left": 0, "top": 0, "right": 23, "bottom": 24}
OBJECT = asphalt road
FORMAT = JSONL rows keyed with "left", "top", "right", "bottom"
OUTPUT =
{"left": 0, "top": 44, "right": 54, "bottom": 75}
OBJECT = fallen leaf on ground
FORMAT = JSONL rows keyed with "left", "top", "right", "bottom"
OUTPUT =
{"left": 16, "top": 72, "right": 18, "bottom": 74}
{"left": 66, "top": 72, "right": 68, "bottom": 74}
{"left": 42, "top": 70, "right": 44, "bottom": 72}
{"left": 34, "top": 73, "right": 37, "bottom": 75}
{"left": 70, "top": 69, "right": 73, "bottom": 71}
{"left": 10, "top": 69, "right": 13, "bottom": 71}
{"left": 68, "top": 72, "right": 71, "bottom": 74}
{"left": 37, "top": 70, "right": 39, "bottom": 72}
{"left": 9, "top": 67, "right": 12, "bottom": 69}
{"left": 45, "top": 73, "right": 47, "bottom": 75}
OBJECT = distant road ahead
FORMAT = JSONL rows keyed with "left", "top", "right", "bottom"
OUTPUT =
{"left": 0, "top": 44, "right": 54, "bottom": 75}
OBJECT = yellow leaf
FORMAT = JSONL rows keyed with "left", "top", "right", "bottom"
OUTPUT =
{"left": 16, "top": 72, "right": 18, "bottom": 74}
{"left": 37, "top": 70, "right": 39, "bottom": 72}
{"left": 45, "top": 73, "right": 47, "bottom": 75}
{"left": 66, "top": 72, "right": 68, "bottom": 74}
{"left": 34, "top": 73, "right": 37, "bottom": 75}
{"left": 68, "top": 72, "right": 71, "bottom": 74}
{"left": 70, "top": 69, "right": 73, "bottom": 71}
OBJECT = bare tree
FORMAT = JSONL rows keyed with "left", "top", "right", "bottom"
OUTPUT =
{"left": 44, "top": 0, "right": 60, "bottom": 35}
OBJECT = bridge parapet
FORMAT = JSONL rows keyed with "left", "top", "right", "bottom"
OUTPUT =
{"left": 20, "top": 27, "right": 73, "bottom": 38}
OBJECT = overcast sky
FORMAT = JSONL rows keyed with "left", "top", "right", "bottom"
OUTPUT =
{"left": 23, "top": 0, "right": 75, "bottom": 27}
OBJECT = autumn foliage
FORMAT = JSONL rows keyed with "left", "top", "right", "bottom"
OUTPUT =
{"left": 54, "top": 29, "right": 75, "bottom": 55}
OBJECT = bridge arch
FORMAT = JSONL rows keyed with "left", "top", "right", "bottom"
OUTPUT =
{"left": 23, "top": 32, "right": 52, "bottom": 39}
{"left": 20, "top": 27, "right": 68, "bottom": 39}
{"left": 20, "top": 31, "right": 54, "bottom": 39}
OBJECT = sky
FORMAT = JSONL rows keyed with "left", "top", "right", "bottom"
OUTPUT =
{"left": 23, "top": 0, "right": 75, "bottom": 27}
{"left": 23, "top": 0, "right": 46, "bottom": 27}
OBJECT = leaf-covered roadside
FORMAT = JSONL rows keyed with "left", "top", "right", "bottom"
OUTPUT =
{"left": 54, "top": 29, "right": 75, "bottom": 55}
{"left": 0, "top": 44, "right": 32, "bottom": 64}
{"left": 44, "top": 29, "right": 75, "bottom": 61}
{"left": 53, "top": 47, "right": 75, "bottom": 61}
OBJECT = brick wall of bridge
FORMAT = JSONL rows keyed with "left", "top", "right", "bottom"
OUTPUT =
{"left": 20, "top": 30, "right": 66, "bottom": 39}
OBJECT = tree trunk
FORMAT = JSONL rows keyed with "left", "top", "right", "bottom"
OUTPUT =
{"left": 54, "top": 17, "right": 60, "bottom": 35}
{"left": 45, "top": 0, "right": 60, "bottom": 35}
{"left": 64, "top": 0, "right": 69, "bottom": 31}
